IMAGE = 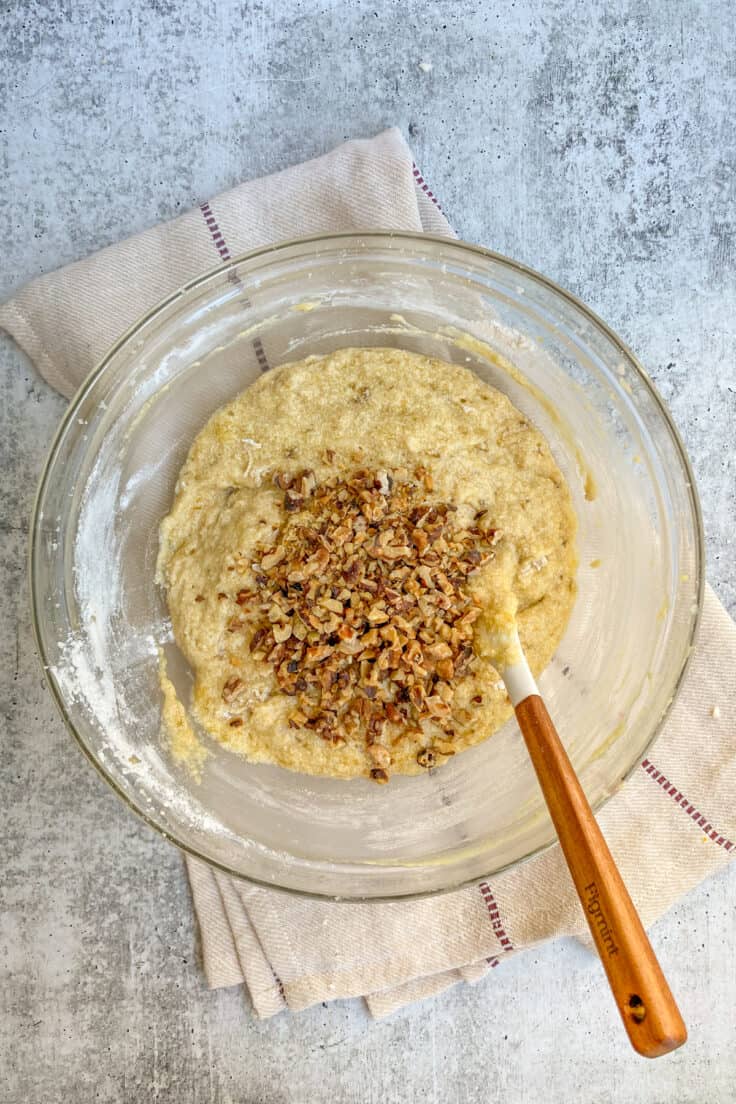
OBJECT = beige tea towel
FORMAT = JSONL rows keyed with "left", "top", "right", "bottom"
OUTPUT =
{"left": 3, "top": 128, "right": 734, "bottom": 1019}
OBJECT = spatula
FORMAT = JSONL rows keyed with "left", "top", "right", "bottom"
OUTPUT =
{"left": 500, "top": 629, "right": 687, "bottom": 1057}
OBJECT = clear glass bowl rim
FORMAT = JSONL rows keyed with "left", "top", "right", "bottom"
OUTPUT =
{"left": 29, "top": 230, "right": 706, "bottom": 902}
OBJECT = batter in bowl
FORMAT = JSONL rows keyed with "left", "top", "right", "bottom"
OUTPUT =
{"left": 157, "top": 347, "right": 577, "bottom": 781}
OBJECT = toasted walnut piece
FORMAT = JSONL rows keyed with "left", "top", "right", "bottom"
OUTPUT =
{"left": 222, "top": 677, "right": 243, "bottom": 702}
{"left": 409, "top": 683, "right": 426, "bottom": 710}
{"left": 368, "top": 743, "right": 391, "bottom": 769}
{"left": 322, "top": 597, "right": 344, "bottom": 614}
{"left": 261, "top": 547, "right": 286, "bottom": 570}
{"left": 436, "top": 658, "right": 455, "bottom": 680}
{"left": 425, "top": 695, "right": 451, "bottom": 718}
{"left": 249, "top": 626, "right": 270, "bottom": 653}
{"left": 434, "top": 681, "right": 454, "bottom": 704}
{"left": 456, "top": 608, "right": 481, "bottom": 628}
{"left": 298, "top": 470, "right": 317, "bottom": 496}
{"left": 272, "top": 622, "right": 293, "bottom": 644}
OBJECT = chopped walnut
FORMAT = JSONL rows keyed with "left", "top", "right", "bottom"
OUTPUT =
{"left": 367, "top": 743, "right": 391, "bottom": 769}
{"left": 221, "top": 676, "right": 243, "bottom": 702}
{"left": 221, "top": 466, "right": 500, "bottom": 782}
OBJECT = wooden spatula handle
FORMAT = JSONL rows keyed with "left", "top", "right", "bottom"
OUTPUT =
{"left": 515, "top": 694, "right": 687, "bottom": 1057}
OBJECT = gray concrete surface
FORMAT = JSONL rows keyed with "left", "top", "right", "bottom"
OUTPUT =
{"left": 2, "top": 1, "right": 735, "bottom": 1101}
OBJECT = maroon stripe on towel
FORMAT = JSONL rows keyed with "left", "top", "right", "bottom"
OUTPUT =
{"left": 273, "top": 970, "right": 286, "bottom": 1001}
{"left": 198, "top": 201, "right": 270, "bottom": 372}
{"left": 199, "top": 201, "right": 233, "bottom": 261}
{"left": 479, "top": 882, "right": 514, "bottom": 953}
{"left": 641, "top": 759, "right": 734, "bottom": 851}
{"left": 412, "top": 163, "right": 443, "bottom": 212}
{"left": 253, "top": 340, "right": 269, "bottom": 372}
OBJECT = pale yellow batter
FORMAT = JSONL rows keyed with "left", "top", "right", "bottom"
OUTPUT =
{"left": 157, "top": 348, "right": 577, "bottom": 780}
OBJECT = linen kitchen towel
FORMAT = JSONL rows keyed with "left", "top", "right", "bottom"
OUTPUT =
{"left": 3, "top": 128, "right": 734, "bottom": 1018}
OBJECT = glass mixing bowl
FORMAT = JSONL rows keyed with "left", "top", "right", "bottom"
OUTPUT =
{"left": 31, "top": 232, "right": 703, "bottom": 899}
